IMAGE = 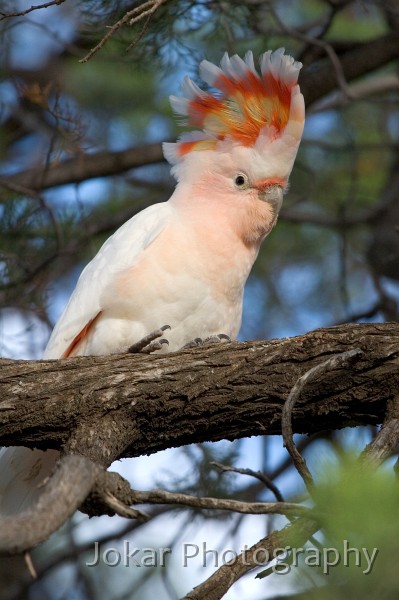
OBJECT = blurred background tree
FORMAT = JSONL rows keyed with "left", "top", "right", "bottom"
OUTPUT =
{"left": 0, "top": 1, "right": 398, "bottom": 599}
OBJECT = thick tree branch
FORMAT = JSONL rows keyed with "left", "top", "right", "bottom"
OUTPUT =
{"left": 0, "top": 142, "right": 165, "bottom": 193}
{"left": 0, "top": 455, "right": 98, "bottom": 555}
{"left": 300, "top": 33, "right": 399, "bottom": 106}
{"left": 0, "top": 323, "right": 398, "bottom": 467}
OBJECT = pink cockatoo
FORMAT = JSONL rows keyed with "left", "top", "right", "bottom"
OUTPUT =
{"left": 0, "top": 48, "right": 304, "bottom": 514}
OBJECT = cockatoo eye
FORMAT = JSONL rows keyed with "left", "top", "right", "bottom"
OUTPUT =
{"left": 234, "top": 173, "right": 249, "bottom": 189}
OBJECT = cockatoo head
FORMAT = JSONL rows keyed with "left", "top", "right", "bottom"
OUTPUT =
{"left": 163, "top": 49, "right": 305, "bottom": 245}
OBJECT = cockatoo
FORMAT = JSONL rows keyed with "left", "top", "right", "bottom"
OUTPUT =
{"left": 0, "top": 48, "right": 304, "bottom": 514}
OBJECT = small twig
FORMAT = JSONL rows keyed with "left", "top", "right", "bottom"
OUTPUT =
{"left": 24, "top": 552, "right": 37, "bottom": 579}
{"left": 210, "top": 461, "right": 284, "bottom": 502}
{"left": 79, "top": 0, "right": 168, "bottom": 63}
{"left": 0, "top": 0, "right": 65, "bottom": 20}
{"left": 102, "top": 492, "right": 149, "bottom": 521}
{"left": 282, "top": 349, "right": 363, "bottom": 494}
{"left": 125, "top": 9, "right": 155, "bottom": 53}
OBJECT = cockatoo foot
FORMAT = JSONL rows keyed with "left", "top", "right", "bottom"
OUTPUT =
{"left": 128, "top": 325, "right": 171, "bottom": 354}
{"left": 182, "top": 333, "right": 230, "bottom": 349}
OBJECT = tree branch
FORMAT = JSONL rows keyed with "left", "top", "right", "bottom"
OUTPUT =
{"left": 210, "top": 462, "right": 284, "bottom": 502}
{"left": 300, "top": 33, "right": 399, "bottom": 106}
{"left": 129, "top": 488, "right": 310, "bottom": 518}
{"left": 181, "top": 516, "right": 319, "bottom": 600}
{"left": 281, "top": 349, "right": 363, "bottom": 493}
{"left": 360, "top": 394, "right": 399, "bottom": 467}
{"left": 0, "top": 454, "right": 312, "bottom": 556}
{"left": 0, "top": 0, "right": 66, "bottom": 20}
{"left": 79, "top": 0, "right": 169, "bottom": 63}
{"left": 0, "top": 455, "right": 98, "bottom": 555}
{"left": 0, "top": 142, "right": 165, "bottom": 193}
{"left": 0, "top": 323, "right": 398, "bottom": 466}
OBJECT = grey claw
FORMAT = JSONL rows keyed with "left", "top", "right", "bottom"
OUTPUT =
{"left": 140, "top": 338, "right": 169, "bottom": 354}
{"left": 201, "top": 335, "right": 229, "bottom": 346}
{"left": 216, "top": 334, "right": 230, "bottom": 342}
{"left": 182, "top": 334, "right": 231, "bottom": 350}
{"left": 182, "top": 338, "right": 202, "bottom": 349}
{"left": 205, "top": 334, "right": 230, "bottom": 344}
{"left": 128, "top": 325, "right": 171, "bottom": 354}
{"left": 139, "top": 339, "right": 169, "bottom": 354}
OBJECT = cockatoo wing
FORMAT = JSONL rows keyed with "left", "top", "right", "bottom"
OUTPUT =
{"left": 43, "top": 201, "right": 173, "bottom": 359}
{"left": 0, "top": 204, "right": 174, "bottom": 515}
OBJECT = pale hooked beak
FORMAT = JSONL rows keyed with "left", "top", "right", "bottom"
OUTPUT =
{"left": 259, "top": 184, "right": 284, "bottom": 216}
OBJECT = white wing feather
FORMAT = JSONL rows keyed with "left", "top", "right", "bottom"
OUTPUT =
{"left": 43, "top": 201, "right": 173, "bottom": 359}
{"left": 0, "top": 202, "right": 173, "bottom": 514}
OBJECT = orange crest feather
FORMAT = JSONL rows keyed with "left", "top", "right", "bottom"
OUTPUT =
{"left": 163, "top": 48, "right": 302, "bottom": 165}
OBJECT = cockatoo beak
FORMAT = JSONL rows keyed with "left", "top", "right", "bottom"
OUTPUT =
{"left": 258, "top": 184, "right": 284, "bottom": 216}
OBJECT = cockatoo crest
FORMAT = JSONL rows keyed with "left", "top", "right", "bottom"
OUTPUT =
{"left": 163, "top": 48, "right": 303, "bottom": 172}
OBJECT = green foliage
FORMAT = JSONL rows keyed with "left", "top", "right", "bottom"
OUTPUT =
{"left": 310, "top": 455, "right": 399, "bottom": 598}
{"left": 255, "top": 455, "right": 399, "bottom": 598}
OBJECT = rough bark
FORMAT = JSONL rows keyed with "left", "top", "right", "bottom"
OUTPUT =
{"left": 0, "top": 456, "right": 98, "bottom": 555}
{"left": 0, "top": 322, "right": 398, "bottom": 467}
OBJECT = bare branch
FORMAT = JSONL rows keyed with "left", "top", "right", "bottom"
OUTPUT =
{"left": 301, "top": 33, "right": 399, "bottom": 107}
{"left": 282, "top": 349, "right": 363, "bottom": 493}
{"left": 102, "top": 492, "right": 149, "bottom": 520}
{"left": 79, "top": 0, "right": 168, "bottom": 63}
{"left": 80, "top": 466, "right": 309, "bottom": 519}
{"left": 129, "top": 488, "right": 308, "bottom": 518}
{"left": 360, "top": 394, "right": 399, "bottom": 467}
{"left": 180, "top": 516, "right": 319, "bottom": 600}
{"left": 0, "top": 455, "right": 98, "bottom": 555}
{"left": 0, "top": 0, "right": 66, "bottom": 20}
{"left": 1, "top": 34, "right": 397, "bottom": 195}
{"left": 210, "top": 461, "right": 284, "bottom": 502}
{"left": 309, "top": 73, "right": 399, "bottom": 113}
{"left": 0, "top": 143, "right": 165, "bottom": 193}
